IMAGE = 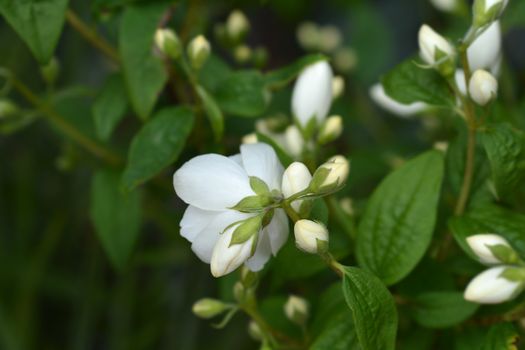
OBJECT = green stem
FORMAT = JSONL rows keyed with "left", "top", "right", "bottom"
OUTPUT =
{"left": 65, "top": 10, "right": 120, "bottom": 64}
{"left": 11, "top": 76, "right": 123, "bottom": 166}
{"left": 282, "top": 200, "right": 301, "bottom": 223}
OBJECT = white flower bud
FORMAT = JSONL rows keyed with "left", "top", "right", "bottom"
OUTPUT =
{"left": 311, "top": 155, "right": 350, "bottom": 191}
{"left": 226, "top": 10, "right": 250, "bottom": 42}
{"left": 468, "top": 69, "right": 498, "bottom": 106}
{"left": 242, "top": 133, "right": 258, "bottom": 144}
{"left": 187, "top": 35, "right": 211, "bottom": 70}
{"left": 319, "top": 25, "right": 342, "bottom": 53}
{"left": 464, "top": 266, "right": 524, "bottom": 304}
{"left": 473, "top": 0, "right": 508, "bottom": 27}
{"left": 339, "top": 197, "right": 354, "bottom": 216}
{"left": 210, "top": 224, "right": 255, "bottom": 277}
{"left": 284, "top": 295, "right": 309, "bottom": 324}
{"left": 282, "top": 162, "right": 312, "bottom": 212}
{"left": 292, "top": 61, "right": 333, "bottom": 128}
{"left": 155, "top": 28, "right": 181, "bottom": 59}
{"left": 192, "top": 298, "right": 228, "bottom": 319}
{"left": 318, "top": 115, "right": 343, "bottom": 144}
{"left": 334, "top": 47, "right": 358, "bottom": 73}
{"left": 466, "top": 234, "right": 513, "bottom": 264}
{"left": 467, "top": 21, "right": 501, "bottom": 73}
{"left": 431, "top": 0, "right": 458, "bottom": 13}
{"left": 234, "top": 45, "right": 252, "bottom": 63}
{"left": 296, "top": 22, "right": 320, "bottom": 50}
{"left": 369, "top": 83, "right": 427, "bottom": 118}
{"left": 284, "top": 125, "right": 304, "bottom": 157}
{"left": 294, "top": 219, "right": 329, "bottom": 254}
{"left": 248, "top": 321, "right": 263, "bottom": 341}
{"left": 332, "top": 76, "right": 345, "bottom": 100}
{"left": 418, "top": 24, "right": 455, "bottom": 75}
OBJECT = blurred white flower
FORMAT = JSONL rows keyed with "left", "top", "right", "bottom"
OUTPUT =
{"left": 292, "top": 61, "right": 333, "bottom": 128}
{"left": 369, "top": 83, "right": 428, "bottom": 117}
{"left": 468, "top": 21, "right": 502, "bottom": 73}
{"left": 173, "top": 143, "right": 289, "bottom": 276}
{"left": 464, "top": 266, "right": 523, "bottom": 304}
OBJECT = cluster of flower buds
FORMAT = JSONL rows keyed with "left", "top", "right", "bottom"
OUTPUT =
{"left": 154, "top": 27, "right": 211, "bottom": 70}
{"left": 464, "top": 234, "right": 525, "bottom": 304}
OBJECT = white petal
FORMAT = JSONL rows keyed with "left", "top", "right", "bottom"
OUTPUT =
{"left": 180, "top": 205, "right": 219, "bottom": 241}
{"left": 240, "top": 143, "right": 284, "bottom": 191}
{"left": 468, "top": 21, "right": 501, "bottom": 72}
{"left": 190, "top": 210, "right": 252, "bottom": 263}
{"left": 369, "top": 83, "right": 427, "bottom": 118}
{"left": 265, "top": 209, "right": 289, "bottom": 255}
{"left": 245, "top": 232, "right": 272, "bottom": 271}
{"left": 173, "top": 154, "right": 253, "bottom": 210}
{"left": 210, "top": 223, "right": 255, "bottom": 277}
{"left": 229, "top": 153, "right": 243, "bottom": 166}
{"left": 455, "top": 69, "right": 467, "bottom": 96}
{"left": 292, "top": 61, "right": 333, "bottom": 127}
{"left": 464, "top": 266, "right": 522, "bottom": 304}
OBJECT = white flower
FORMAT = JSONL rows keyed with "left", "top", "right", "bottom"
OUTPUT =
{"left": 282, "top": 162, "right": 312, "bottom": 212}
{"left": 292, "top": 61, "right": 333, "bottom": 128}
{"left": 294, "top": 220, "right": 329, "bottom": 254}
{"left": 284, "top": 295, "right": 309, "bottom": 324}
{"left": 418, "top": 24, "right": 455, "bottom": 67}
{"left": 469, "top": 70, "right": 498, "bottom": 106}
{"left": 466, "top": 234, "right": 511, "bottom": 264}
{"left": 173, "top": 143, "right": 289, "bottom": 277}
{"left": 464, "top": 266, "right": 523, "bottom": 304}
{"left": 430, "top": 0, "right": 458, "bottom": 13}
{"left": 369, "top": 83, "right": 428, "bottom": 118}
{"left": 467, "top": 21, "right": 502, "bottom": 73}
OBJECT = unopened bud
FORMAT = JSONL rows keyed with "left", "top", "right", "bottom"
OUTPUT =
{"left": 296, "top": 22, "right": 320, "bottom": 50}
{"left": 310, "top": 155, "right": 350, "bottom": 192}
{"left": 318, "top": 115, "right": 343, "bottom": 144}
{"left": 418, "top": 24, "right": 455, "bottom": 76}
{"left": 339, "top": 197, "right": 354, "bottom": 216}
{"left": 242, "top": 133, "right": 258, "bottom": 144}
{"left": 468, "top": 69, "right": 498, "bottom": 106}
{"left": 332, "top": 76, "right": 345, "bottom": 100}
{"left": 284, "top": 295, "right": 309, "bottom": 324}
{"left": 40, "top": 57, "right": 59, "bottom": 85}
{"left": 284, "top": 125, "right": 304, "bottom": 157}
{"left": 188, "top": 35, "right": 211, "bottom": 70}
{"left": 234, "top": 45, "right": 252, "bottom": 64}
{"left": 466, "top": 234, "right": 518, "bottom": 265}
{"left": 248, "top": 321, "right": 263, "bottom": 341}
{"left": 282, "top": 162, "right": 312, "bottom": 212}
{"left": 334, "top": 47, "right": 358, "bottom": 73}
{"left": 431, "top": 0, "right": 459, "bottom": 13}
{"left": 155, "top": 28, "right": 182, "bottom": 59}
{"left": 473, "top": 0, "right": 508, "bottom": 28}
{"left": 226, "top": 10, "right": 250, "bottom": 42}
{"left": 233, "top": 281, "right": 246, "bottom": 301}
{"left": 294, "top": 219, "right": 329, "bottom": 254}
{"left": 319, "top": 25, "right": 342, "bottom": 53}
{"left": 192, "top": 298, "right": 228, "bottom": 319}
{"left": 210, "top": 223, "right": 255, "bottom": 277}
{"left": 464, "top": 266, "right": 525, "bottom": 304}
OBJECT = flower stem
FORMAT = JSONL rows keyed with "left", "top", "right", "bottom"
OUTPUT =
{"left": 11, "top": 76, "right": 123, "bottom": 166}
{"left": 65, "top": 10, "right": 120, "bottom": 64}
{"left": 282, "top": 200, "right": 301, "bottom": 223}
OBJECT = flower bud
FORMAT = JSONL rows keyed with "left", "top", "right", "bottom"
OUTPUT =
{"left": 418, "top": 24, "right": 455, "bottom": 76}
{"left": 310, "top": 155, "right": 350, "bottom": 192}
{"left": 339, "top": 197, "right": 354, "bottom": 216}
{"left": 226, "top": 10, "right": 250, "bottom": 42}
{"left": 468, "top": 69, "right": 498, "bottom": 106}
{"left": 248, "top": 321, "right": 263, "bottom": 341}
{"left": 0, "top": 99, "right": 18, "bottom": 119}
{"left": 192, "top": 298, "right": 228, "bottom": 319}
{"left": 40, "top": 57, "right": 59, "bottom": 85}
{"left": 319, "top": 25, "right": 342, "bottom": 53}
{"left": 334, "top": 47, "right": 358, "bottom": 73}
{"left": 187, "top": 35, "right": 211, "bottom": 70}
{"left": 467, "top": 21, "right": 501, "bottom": 73}
{"left": 210, "top": 224, "right": 255, "bottom": 277}
{"left": 284, "top": 125, "right": 304, "bottom": 157}
{"left": 234, "top": 45, "right": 252, "bottom": 64}
{"left": 473, "top": 0, "right": 508, "bottom": 28}
{"left": 332, "top": 76, "right": 345, "bottom": 100}
{"left": 242, "top": 133, "right": 258, "bottom": 144}
{"left": 294, "top": 219, "right": 329, "bottom": 254}
{"left": 318, "top": 115, "right": 343, "bottom": 145}
{"left": 464, "top": 266, "right": 525, "bottom": 304}
{"left": 155, "top": 28, "right": 182, "bottom": 59}
{"left": 292, "top": 61, "right": 333, "bottom": 128}
{"left": 431, "top": 0, "right": 459, "bottom": 13}
{"left": 282, "top": 162, "right": 312, "bottom": 212}
{"left": 369, "top": 83, "right": 427, "bottom": 118}
{"left": 284, "top": 295, "right": 309, "bottom": 325}
{"left": 466, "top": 234, "right": 517, "bottom": 265}
{"left": 296, "top": 22, "right": 320, "bottom": 50}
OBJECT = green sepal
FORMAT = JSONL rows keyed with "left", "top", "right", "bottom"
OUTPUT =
{"left": 488, "top": 244, "right": 521, "bottom": 265}
{"left": 316, "top": 238, "right": 329, "bottom": 254}
{"left": 250, "top": 176, "right": 270, "bottom": 195}
{"left": 434, "top": 47, "right": 455, "bottom": 78}
{"left": 500, "top": 267, "right": 525, "bottom": 282}
{"left": 230, "top": 195, "right": 272, "bottom": 213}
{"left": 309, "top": 167, "right": 339, "bottom": 194}
{"left": 229, "top": 215, "right": 263, "bottom": 246}
{"left": 262, "top": 209, "right": 274, "bottom": 227}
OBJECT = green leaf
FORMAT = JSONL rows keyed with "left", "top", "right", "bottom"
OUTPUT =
{"left": 195, "top": 85, "right": 224, "bottom": 141}
{"left": 92, "top": 73, "right": 128, "bottom": 141}
{"left": 381, "top": 58, "right": 453, "bottom": 107}
{"left": 481, "top": 123, "right": 525, "bottom": 197}
{"left": 119, "top": 2, "right": 168, "bottom": 119}
{"left": 356, "top": 150, "right": 445, "bottom": 285}
{"left": 198, "top": 55, "right": 232, "bottom": 92}
{"left": 342, "top": 266, "right": 397, "bottom": 350}
{"left": 265, "top": 54, "right": 326, "bottom": 90}
{"left": 409, "top": 291, "right": 478, "bottom": 329}
{"left": 450, "top": 204, "right": 525, "bottom": 260}
{"left": 122, "top": 106, "right": 194, "bottom": 190}
{"left": 481, "top": 323, "right": 518, "bottom": 350}
{"left": 90, "top": 170, "right": 142, "bottom": 271}
{"left": 0, "top": 0, "right": 68, "bottom": 63}
{"left": 214, "top": 70, "right": 268, "bottom": 118}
